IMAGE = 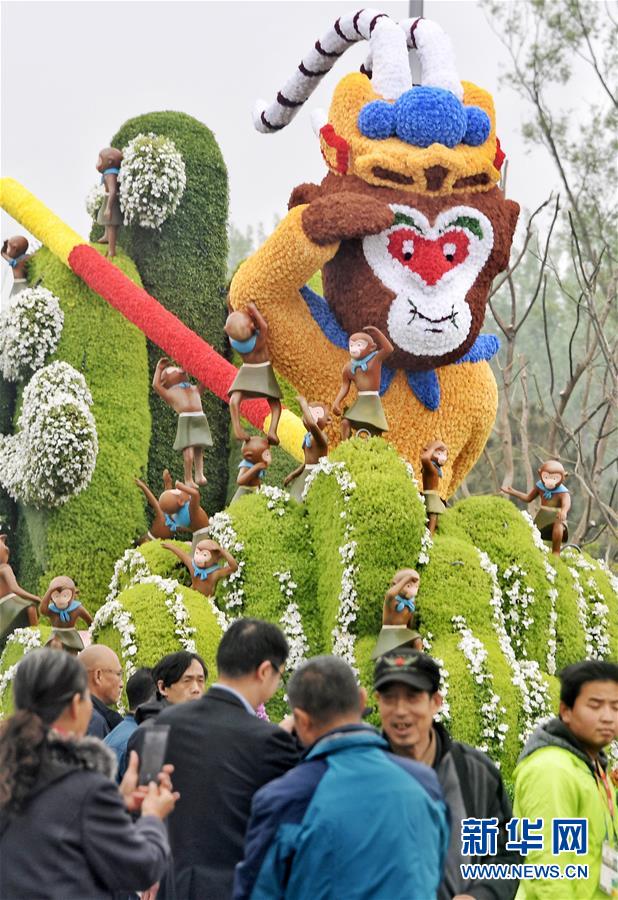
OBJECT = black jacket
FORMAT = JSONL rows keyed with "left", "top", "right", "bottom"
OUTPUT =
{"left": 157, "top": 686, "right": 301, "bottom": 900}
{"left": 0, "top": 732, "right": 169, "bottom": 900}
{"left": 432, "top": 722, "right": 519, "bottom": 900}
{"left": 87, "top": 694, "right": 123, "bottom": 739}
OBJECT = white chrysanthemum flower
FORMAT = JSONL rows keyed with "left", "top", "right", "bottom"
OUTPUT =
{"left": 119, "top": 133, "right": 186, "bottom": 229}
{"left": 0, "top": 287, "right": 64, "bottom": 381}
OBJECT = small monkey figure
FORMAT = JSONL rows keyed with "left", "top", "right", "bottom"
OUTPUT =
{"left": 231, "top": 436, "right": 272, "bottom": 505}
{"left": 95, "top": 147, "right": 123, "bottom": 257}
{"left": 332, "top": 326, "right": 393, "bottom": 440}
{"left": 156, "top": 480, "right": 210, "bottom": 550}
{"left": 283, "top": 396, "right": 331, "bottom": 502}
{"left": 225, "top": 303, "right": 282, "bottom": 445}
{"left": 41, "top": 576, "right": 93, "bottom": 654}
{"left": 0, "top": 534, "right": 40, "bottom": 633}
{"left": 502, "top": 459, "right": 571, "bottom": 555}
{"left": 421, "top": 440, "right": 448, "bottom": 534}
{"left": 162, "top": 539, "right": 238, "bottom": 598}
{"left": 1, "top": 236, "right": 31, "bottom": 298}
{"left": 152, "top": 357, "right": 213, "bottom": 485}
{"left": 371, "top": 568, "right": 423, "bottom": 660}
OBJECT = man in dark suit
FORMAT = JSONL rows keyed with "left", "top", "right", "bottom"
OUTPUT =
{"left": 157, "top": 618, "right": 300, "bottom": 900}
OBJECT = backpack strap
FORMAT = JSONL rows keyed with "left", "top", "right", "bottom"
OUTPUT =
{"left": 450, "top": 741, "right": 475, "bottom": 818}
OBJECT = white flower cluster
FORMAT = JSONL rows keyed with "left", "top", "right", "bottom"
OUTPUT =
{"left": 597, "top": 559, "right": 618, "bottom": 596}
{"left": 119, "top": 133, "right": 186, "bottom": 229}
{"left": 501, "top": 564, "right": 535, "bottom": 657}
{"left": 259, "top": 484, "right": 290, "bottom": 517}
{"left": 0, "top": 287, "right": 64, "bottom": 381}
{"left": 0, "top": 361, "right": 98, "bottom": 508}
{"left": 452, "top": 614, "right": 509, "bottom": 759}
{"left": 401, "top": 459, "right": 433, "bottom": 564}
{"left": 276, "top": 571, "right": 309, "bottom": 671}
{"left": 208, "top": 511, "right": 246, "bottom": 613}
{"left": 566, "top": 563, "right": 611, "bottom": 660}
{"left": 0, "top": 628, "right": 43, "bottom": 709}
{"left": 421, "top": 632, "right": 451, "bottom": 721}
{"left": 85, "top": 182, "right": 106, "bottom": 218}
{"left": 477, "top": 549, "right": 553, "bottom": 742}
{"left": 519, "top": 510, "right": 549, "bottom": 554}
{"left": 304, "top": 458, "right": 359, "bottom": 669}
{"left": 90, "top": 597, "right": 138, "bottom": 678}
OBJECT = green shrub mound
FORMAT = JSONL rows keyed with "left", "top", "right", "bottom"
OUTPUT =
{"left": 99, "top": 111, "right": 230, "bottom": 515}
{"left": 11, "top": 247, "right": 150, "bottom": 605}
{"left": 92, "top": 580, "right": 223, "bottom": 702}
{"left": 2, "top": 440, "right": 616, "bottom": 779}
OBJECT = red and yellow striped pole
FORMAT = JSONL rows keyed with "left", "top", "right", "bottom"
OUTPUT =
{"left": 0, "top": 177, "right": 304, "bottom": 460}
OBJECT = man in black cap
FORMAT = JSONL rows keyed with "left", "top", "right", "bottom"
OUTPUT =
{"left": 374, "top": 649, "right": 519, "bottom": 900}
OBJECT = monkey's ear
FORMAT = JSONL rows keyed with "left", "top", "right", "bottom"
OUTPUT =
{"left": 288, "top": 183, "right": 322, "bottom": 210}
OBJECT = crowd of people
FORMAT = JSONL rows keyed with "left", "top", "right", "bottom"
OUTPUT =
{"left": 0, "top": 618, "right": 617, "bottom": 900}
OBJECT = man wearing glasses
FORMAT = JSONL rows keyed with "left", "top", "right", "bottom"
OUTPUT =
{"left": 79, "top": 644, "right": 124, "bottom": 738}
{"left": 156, "top": 617, "right": 300, "bottom": 900}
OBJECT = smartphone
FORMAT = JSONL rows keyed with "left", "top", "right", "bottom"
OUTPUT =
{"left": 138, "top": 724, "right": 170, "bottom": 785}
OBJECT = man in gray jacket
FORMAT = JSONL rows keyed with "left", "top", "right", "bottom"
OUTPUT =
{"left": 375, "top": 649, "right": 519, "bottom": 900}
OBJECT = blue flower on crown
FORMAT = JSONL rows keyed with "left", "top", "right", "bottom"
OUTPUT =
{"left": 357, "top": 86, "right": 490, "bottom": 149}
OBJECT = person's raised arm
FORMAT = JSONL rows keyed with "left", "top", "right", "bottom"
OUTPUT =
{"left": 152, "top": 358, "right": 170, "bottom": 400}
{"left": 363, "top": 324, "right": 394, "bottom": 360}
{"left": 237, "top": 461, "right": 267, "bottom": 487}
{"left": 247, "top": 302, "right": 268, "bottom": 341}
{"left": 385, "top": 574, "right": 415, "bottom": 603}
{"left": 134, "top": 478, "right": 160, "bottom": 514}
{"left": 79, "top": 606, "right": 94, "bottom": 627}
{"left": 1, "top": 565, "right": 41, "bottom": 605}
{"left": 283, "top": 463, "right": 305, "bottom": 486}
{"left": 216, "top": 548, "right": 239, "bottom": 578}
{"left": 161, "top": 542, "right": 193, "bottom": 571}
{"left": 501, "top": 484, "right": 540, "bottom": 504}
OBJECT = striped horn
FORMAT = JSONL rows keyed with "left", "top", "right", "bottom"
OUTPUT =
{"left": 253, "top": 8, "right": 411, "bottom": 134}
{"left": 399, "top": 17, "right": 463, "bottom": 100}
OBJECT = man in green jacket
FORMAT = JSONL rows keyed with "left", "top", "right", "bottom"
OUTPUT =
{"left": 514, "top": 659, "right": 618, "bottom": 899}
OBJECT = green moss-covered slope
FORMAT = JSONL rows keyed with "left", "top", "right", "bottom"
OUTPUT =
{"left": 16, "top": 247, "right": 150, "bottom": 605}
{"left": 100, "top": 111, "right": 230, "bottom": 515}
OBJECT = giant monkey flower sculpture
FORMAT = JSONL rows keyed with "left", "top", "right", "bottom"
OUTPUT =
{"left": 230, "top": 11, "right": 520, "bottom": 496}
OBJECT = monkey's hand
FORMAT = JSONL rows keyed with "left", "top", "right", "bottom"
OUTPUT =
{"left": 302, "top": 193, "right": 394, "bottom": 246}
{"left": 500, "top": 486, "right": 514, "bottom": 496}
{"left": 332, "top": 403, "right": 343, "bottom": 417}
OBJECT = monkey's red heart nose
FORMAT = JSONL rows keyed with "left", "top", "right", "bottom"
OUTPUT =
{"left": 387, "top": 229, "right": 470, "bottom": 286}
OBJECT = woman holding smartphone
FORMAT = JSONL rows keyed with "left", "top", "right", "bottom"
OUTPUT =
{"left": 0, "top": 648, "right": 178, "bottom": 899}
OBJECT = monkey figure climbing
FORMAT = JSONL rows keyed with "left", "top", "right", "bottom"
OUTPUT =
{"left": 230, "top": 10, "right": 520, "bottom": 498}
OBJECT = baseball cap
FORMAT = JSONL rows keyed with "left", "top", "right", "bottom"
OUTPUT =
{"left": 373, "top": 649, "right": 441, "bottom": 694}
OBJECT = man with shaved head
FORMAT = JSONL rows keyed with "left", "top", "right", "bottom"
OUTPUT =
{"left": 79, "top": 644, "right": 124, "bottom": 738}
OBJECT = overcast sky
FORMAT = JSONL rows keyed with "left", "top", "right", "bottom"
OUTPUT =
{"left": 0, "top": 0, "right": 594, "bottom": 301}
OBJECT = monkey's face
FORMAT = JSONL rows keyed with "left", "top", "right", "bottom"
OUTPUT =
{"left": 320, "top": 177, "right": 519, "bottom": 371}
{"left": 242, "top": 437, "right": 271, "bottom": 465}
{"left": 402, "top": 579, "right": 419, "bottom": 599}
{"left": 349, "top": 336, "right": 371, "bottom": 359}
{"left": 51, "top": 587, "right": 74, "bottom": 609}
{"left": 540, "top": 471, "right": 562, "bottom": 490}
{"left": 309, "top": 404, "right": 332, "bottom": 429}
{"left": 194, "top": 541, "right": 220, "bottom": 568}
{"left": 434, "top": 449, "right": 448, "bottom": 467}
{"left": 6, "top": 236, "right": 28, "bottom": 258}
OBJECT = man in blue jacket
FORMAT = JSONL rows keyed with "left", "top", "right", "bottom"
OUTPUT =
{"left": 234, "top": 655, "right": 450, "bottom": 900}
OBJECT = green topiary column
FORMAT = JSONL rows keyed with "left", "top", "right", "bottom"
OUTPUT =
{"left": 101, "top": 112, "right": 230, "bottom": 514}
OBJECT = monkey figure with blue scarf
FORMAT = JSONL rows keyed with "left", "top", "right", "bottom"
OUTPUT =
{"left": 41, "top": 576, "right": 93, "bottom": 654}
{"left": 225, "top": 303, "right": 282, "bottom": 446}
{"left": 153, "top": 357, "right": 212, "bottom": 485}
{"left": 231, "top": 436, "right": 272, "bottom": 505}
{"left": 162, "top": 539, "right": 238, "bottom": 598}
{"left": 371, "top": 568, "right": 423, "bottom": 660}
{"left": 333, "top": 326, "right": 393, "bottom": 440}
{"left": 283, "top": 396, "right": 331, "bottom": 502}
{"left": 421, "top": 440, "right": 449, "bottom": 534}
{"left": 502, "top": 459, "right": 570, "bottom": 555}
{"left": 156, "top": 481, "right": 210, "bottom": 550}
{"left": 1, "top": 236, "right": 31, "bottom": 298}
{"left": 94, "top": 147, "right": 123, "bottom": 257}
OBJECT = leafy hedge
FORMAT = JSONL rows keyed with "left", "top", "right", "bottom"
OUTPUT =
{"left": 96, "top": 112, "right": 230, "bottom": 515}
{"left": 15, "top": 247, "right": 150, "bottom": 605}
